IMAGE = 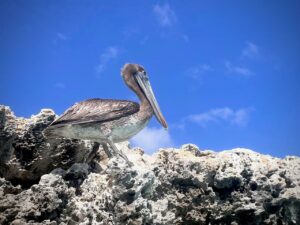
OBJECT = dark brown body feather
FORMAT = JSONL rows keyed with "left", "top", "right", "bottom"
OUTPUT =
{"left": 50, "top": 98, "right": 140, "bottom": 126}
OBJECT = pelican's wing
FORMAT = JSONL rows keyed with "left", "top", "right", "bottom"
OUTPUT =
{"left": 50, "top": 98, "right": 139, "bottom": 126}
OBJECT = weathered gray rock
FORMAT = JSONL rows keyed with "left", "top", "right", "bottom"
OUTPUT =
{"left": 0, "top": 106, "right": 299, "bottom": 225}
{"left": 0, "top": 105, "right": 100, "bottom": 186}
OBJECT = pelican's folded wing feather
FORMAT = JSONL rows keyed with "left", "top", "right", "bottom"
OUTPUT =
{"left": 50, "top": 98, "right": 139, "bottom": 126}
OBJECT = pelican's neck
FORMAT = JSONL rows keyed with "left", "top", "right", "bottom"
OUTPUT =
{"left": 128, "top": 79, "right": 153, "bottom": 116}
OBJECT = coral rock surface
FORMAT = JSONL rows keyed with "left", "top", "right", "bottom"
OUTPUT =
{"left": 0, "top": 105, "right": 299, "bottom": 225}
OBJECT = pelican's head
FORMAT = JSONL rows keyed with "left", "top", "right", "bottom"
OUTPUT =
{"left": 121, "top": 63, "right": 168, "bottom": 129}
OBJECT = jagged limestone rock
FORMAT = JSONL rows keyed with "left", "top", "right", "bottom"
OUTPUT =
{"left": 0, "top": 105, "right": 100, "bottom": 185}
{"left": 0, "top": 105, "right": 299, "bottom": 225}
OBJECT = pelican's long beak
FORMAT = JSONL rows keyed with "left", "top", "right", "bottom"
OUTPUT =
{"left": 135, "top": 72, "right": 168, "bottom": 129}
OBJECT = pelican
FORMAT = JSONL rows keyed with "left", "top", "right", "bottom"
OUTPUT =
{"left": 44, "top": 63, "right": 168, "bottom": 163}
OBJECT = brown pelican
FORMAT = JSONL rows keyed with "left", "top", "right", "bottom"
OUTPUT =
{"left": 44, "top": 63, "right": 167, "bottom": 163}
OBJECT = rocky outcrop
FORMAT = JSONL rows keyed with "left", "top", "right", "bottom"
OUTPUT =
{"left": 0, "top": 105, "right": 99, "bottom": 186}
{"left": 0, "top": 105, "right": 299, "bottom": 225}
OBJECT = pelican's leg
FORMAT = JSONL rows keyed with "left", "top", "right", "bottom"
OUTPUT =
{"left": 106, "top": 139, "right": 132, "bottom": 165}
{"left": 102, "top": 142, "right": 113, "bottom": 158}
{"left": 85, "top": 142, "right": 100, "bottom": 163}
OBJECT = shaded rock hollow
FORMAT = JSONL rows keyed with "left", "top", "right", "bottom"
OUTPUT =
{"left": 0, "top": 105, "right": 299, "bottom": 225}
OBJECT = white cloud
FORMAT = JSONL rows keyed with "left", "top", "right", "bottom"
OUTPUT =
{"left": 225, "top": 61, "right": 253, "bottom": 76}
{"left": 242, "top": 41, "right": 259, "bottom": 58}
{"left": 153, "top": 3, "right": 177, "bottom": 27}
{"left": 221, "top": 41, "right": 260, "bottom": 77}
{"left": 187, "top": 64, "right": 214, "bottom": 80}
{"left": 231, "top": 108, "right": 251, "bottom": 126}
{"left": 131, "top": 127, "right": 173, "bottom": 153}
{"left": 187, "top": 107, "right": 252, "bottom": 127}
{"left": 96, "top": 46, "right": 119, "bottom": 74}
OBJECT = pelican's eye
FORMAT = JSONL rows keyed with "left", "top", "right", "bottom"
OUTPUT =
{"left": 134, "top": 70, "right": 148, "bottom": 80}
{"left": 142, "top": 71, "right": 148, "bottom": 80}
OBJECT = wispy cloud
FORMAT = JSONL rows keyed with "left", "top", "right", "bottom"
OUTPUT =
{"left": 242, "top": 41, "right": 259, "bottom": 58}
{"left": 181, "top": 34, "right": 189, "bottom": 42}
{"left": 53, "top": 82, "right": 66, "bottom": 89}
{"left": 53, "top": 32, "right": 68, "bottom": 45}
{"left": 140, "top": 35, "right": 149, "bottom": 45}
{"left": 122, "top": 27, "right": 140, "bottom": 40}
{"left": 186, "top": 107, "right": 253, "bottom": 127}
{"left": 96, "top": 46, "right": 119, "bottom": 74}
{"left": 57, "top": 32, "right": 67, "bottom": 41}
{"left": 187, "top": 64, "right": 214, "bottom": 80}
{"left": 131, "top": 127, "right": 173, "bottom": 153}
{"left": 153, "top": 3, "right": 177, "bottom": 27}
{"left": 225, "top": 61, "right": 253, "bottom": 77}
{"left": 187, "top": 42, "right": 259, "bottom": 81}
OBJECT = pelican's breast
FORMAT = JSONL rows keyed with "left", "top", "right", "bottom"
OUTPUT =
{"left": 108, "top": 111, "right": 152, "bottom": 142}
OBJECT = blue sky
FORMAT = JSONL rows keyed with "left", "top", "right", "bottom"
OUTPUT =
{"left": 0, "top": 1, "right": 299, "bottom": 157}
